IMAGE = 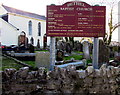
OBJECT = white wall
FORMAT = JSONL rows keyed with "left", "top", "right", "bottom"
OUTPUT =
{"left": 0, "top": 5, "right": 49, "bottom": 47}
{"left": 118, "top": 1, "right": 120, "bottom": 42}
{"left": 0, "top": 18, "right": 18, "bottom": 46}
{"left": 8, "top": 13, "right": 47, "bottom": 47}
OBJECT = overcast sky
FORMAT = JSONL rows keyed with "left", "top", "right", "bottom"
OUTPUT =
{"left": 1, "top": 0, "right": 119, "bottom": 16}
{"left": 1, "top": 0, "right": 120, "bottom": 41}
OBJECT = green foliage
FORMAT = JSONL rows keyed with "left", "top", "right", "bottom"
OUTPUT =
{"left": 87, "top": 59, "right": 92, "bottom": 64}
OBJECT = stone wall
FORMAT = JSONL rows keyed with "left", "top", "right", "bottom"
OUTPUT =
{"left": 1, "top": 64, "right": 120, "bottom": 94}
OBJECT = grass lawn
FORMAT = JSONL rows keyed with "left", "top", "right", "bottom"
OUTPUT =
{"left": 22, "top": 61, "right": 35, "bottom": 67}
{"left": 35, "top": 50, "right": 49, "bottom": 53}
{"left": 2, "top": 56, "right": 36, "bottom": 71}
{"left": 74, "top": 51, "right": 83, "bottom": 54}
{"left": 87, "top": 59, "right": 92, "bottom": 64}
{"left": 64, "top": 54, "right": 83, "bottom": 60}
{"left": 2, "top": 56, "right": 23, "bottom": 71}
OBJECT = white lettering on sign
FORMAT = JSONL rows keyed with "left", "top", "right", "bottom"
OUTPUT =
{"left": 60, "top": 7, "right": 92, "bottom": 11}
{"left": 76, "top": 8, "right": 92, "bottom": 11}
{"left": 67, "top": 2, "right": 85, "bottom": 7}
{"left": 60, "top": 7, "right": 74, "bottom": 11}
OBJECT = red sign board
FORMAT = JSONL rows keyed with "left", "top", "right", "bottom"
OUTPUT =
{"left": 46, "top": 1, "right": 106, "bottom": 37}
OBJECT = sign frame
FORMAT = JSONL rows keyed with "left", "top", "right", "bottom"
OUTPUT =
{"left": 46, "top": 1, "right": 106, "bottom": 37}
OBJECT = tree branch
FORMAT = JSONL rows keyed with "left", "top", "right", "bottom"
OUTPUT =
{"left": 112, "top": 22, "right": 120, "bottom": 32}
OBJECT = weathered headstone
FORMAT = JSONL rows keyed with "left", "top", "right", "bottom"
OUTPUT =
{"left": 56, "top": 50, "right": 64, "bottom": 61}
{"left": 74, "top": 41, "right": 83, "bottom": 52}
{"left": 82, "top": 41, "right": 90, "bottom": 60}
{"left": 18, "top": 31, "right": 27, "bottom": 47}
{"left": 89, "top": 43, "right": 93, "bottom": 54}
{"left": 56, "top": 40, "right": 65, "bottom": 51}
{"left": 37, "top": 39, "right": 40, "bottom": 49}
{"left": 29, "top": 44, "right": 34, "bottom": 53}
{"left": 30, "top": 37, "right": 34, "bottom": 45}
{"left": 66, "top": 43, "right": 72, "bottom": 54}
{"left": 74, "top": 41, "right": 78, "bottom": 51}
{"left": 98, "top": 40, "right": 110, "bottom": 68}
{"left": 114, "top": 51, "right": 120, "bottom": 57}
{"left": 43, "top": 34, "right": 47, "bottom": 49}
{"left": 35, "top": 52, "right": 50, "bottom": 69}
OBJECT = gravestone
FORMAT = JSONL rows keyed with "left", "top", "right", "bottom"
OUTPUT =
{"left": 37, "top": 39, "right": 40, "bottom": 49}
{"left": 43, "top": 34, "right": 47, "bottom": 49}
{"left": 98, "top": 40, "right": 110, "bottom": 68}
{"left": 30, "top": 37, "right": 34, "bottom": 45}
{"left": 56, "top": 41, "right": 65, "bottom": 51}
{"left": 66, "top": 43, "right": 72, "bottom": 54}
{"left": 56, "top": 50, "right": 64, "bottom": 61}
{"left": 18, "top": 31, "right": 27, "bottom": 47}
{"left": 89, "top": 43, "right": 93, "bottom": 54}
{"left": 74, "top": 41, "right": 78, "bottom": 51}
{"left": 35, "top": 52, "right": 50, "bottom": 69}
{"left": 82, "top": 41, "right": 90, "bottom": 59}
{"left": 74, "top": 41, "right": 83, "bottom": 52}
{"left": 114, "top": 51, "right": 119, "bottom": 57}
{"left": 79, "top": 42, "right": 83, "bottom": 52}
{"left": 29, "top": 44, "right": 34, "bottom": 53}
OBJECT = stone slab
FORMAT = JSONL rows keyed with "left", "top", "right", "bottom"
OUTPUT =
{"left": 35, "top": 52, "right": 50, "bottom": 69}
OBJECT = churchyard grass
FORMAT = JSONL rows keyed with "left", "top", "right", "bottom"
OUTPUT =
{"left": 74, "top": 51, "right": 83, "bottom": 54}
{"left": 22, "top": 61, "right": 35, "bottom": 67}
{"left": 35, "top": 50, "right": 49, "bottom": 53}
{"left": 87, "top": 59, "right": 92, "bottom": 63}
{"left": 2, "top": 57, "right": 36, "bottom": 71}
{"left": 2, "top": 56, "right": 23, "bottom": 71}
{"left": 64, "top": 54, "right": 83, "bottom": 60}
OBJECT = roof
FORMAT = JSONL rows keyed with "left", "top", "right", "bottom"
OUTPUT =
{"left": 2, "top": 4, "right": 46, "bottom": 20}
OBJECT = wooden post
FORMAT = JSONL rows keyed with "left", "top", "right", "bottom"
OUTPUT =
{"left": 49, "top": 37, "right": 56, "bottom": 71}
{"left": 92, "top": 37, "right": 99, "bottom": 69}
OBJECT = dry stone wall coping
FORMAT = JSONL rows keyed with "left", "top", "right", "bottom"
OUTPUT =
{"left": 2, "top": 64, "right": 120, "bottom": 94}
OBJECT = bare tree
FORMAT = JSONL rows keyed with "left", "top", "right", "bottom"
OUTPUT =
{"left": 87, "top": 0, "right": 120, "bottom": 45}
{"left": 57, "top": 0, "right": 120, "bottom": 45}
{"left": 103, "top": 1, "right": 120, "bottom": 45}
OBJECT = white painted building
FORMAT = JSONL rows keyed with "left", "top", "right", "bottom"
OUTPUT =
{"left": 0, "top": 18, "right": 18, "bottom": 46}
{"left": 0, "top": 4, "right": 49, "bottom": 47}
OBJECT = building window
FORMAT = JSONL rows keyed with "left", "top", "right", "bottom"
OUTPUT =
{"left": 28, "top": 20, "right": 32, "bottom": 35}
{"left": 38, "top": 22, "right": 41, "bottom": 36}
